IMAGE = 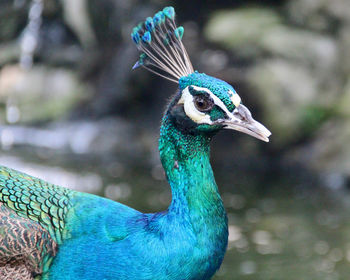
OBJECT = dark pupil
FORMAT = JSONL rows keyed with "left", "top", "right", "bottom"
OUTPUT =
{"left": 197, "top": 99, "right": 206, "bottom": 108}
{"left": 194, "top": 96, "right": 211, "bottom": 111}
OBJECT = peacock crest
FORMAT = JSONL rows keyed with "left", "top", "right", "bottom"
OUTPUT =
{"left": 131, "top": 6, "right": 194, "bottom": 83}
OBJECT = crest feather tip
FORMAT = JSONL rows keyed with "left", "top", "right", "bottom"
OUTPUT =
{"left": 163, "top": 7, "right": 175, "bottom": 19}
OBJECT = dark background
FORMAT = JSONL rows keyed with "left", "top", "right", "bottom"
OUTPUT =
{"left": 1, "top": 0, "right": 350, "bottom": 279}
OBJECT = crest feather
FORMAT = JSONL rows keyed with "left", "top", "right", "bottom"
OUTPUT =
{"left": 131, "top": 7, "right": 194, "bottom": 83}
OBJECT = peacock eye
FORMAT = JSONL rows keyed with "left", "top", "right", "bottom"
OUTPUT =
{"left": 194, "top": 96, "right": 213, "bottom": 112}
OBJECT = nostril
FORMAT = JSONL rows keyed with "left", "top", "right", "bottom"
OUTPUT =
{"left": 234, "top": 112, "right": 246, "bottom": 122}
{"left": 235, "top": 104, "right": 253, "bottom": 123}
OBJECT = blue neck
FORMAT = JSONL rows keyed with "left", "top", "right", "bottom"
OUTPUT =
{"left": 159, "top": 114, "right": 228, "bottom": 274}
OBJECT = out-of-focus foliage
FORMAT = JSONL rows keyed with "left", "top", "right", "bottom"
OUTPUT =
{"left": 1, "top": 0, "right": 350, "bottom": 279}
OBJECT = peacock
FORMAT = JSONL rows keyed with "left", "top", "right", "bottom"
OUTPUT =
{"left": 0, "top": 6, "right": 271, "bottom": 280}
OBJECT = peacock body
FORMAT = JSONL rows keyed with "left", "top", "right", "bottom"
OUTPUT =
{"left": 0, "top": 7, "right": 271, "bottom": 280}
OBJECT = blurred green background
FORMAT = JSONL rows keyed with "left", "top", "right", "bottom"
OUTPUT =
{"left": 1, "top": 0, "right": 350, "bottom": 279}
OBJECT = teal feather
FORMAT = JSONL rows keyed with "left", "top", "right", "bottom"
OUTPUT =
{"left": 153, "top": 11, "right": 164, "bottom": 26}
{"left": 132, "top": 53, "right": 148, "bottom": 69}
{"left": 175, "top": 26, "right": 184, "bottom": 40}
{"left": 145, "top": 17, "right": 155, "bottom": 32}
{"left": 163, "top": 6, "right": 175, "bottom": 19}
{"left": 142, "top": 31, "right": 151, "bottom": 44}
{"left": 131, "top": 29, "right": 141, "bottom": 44}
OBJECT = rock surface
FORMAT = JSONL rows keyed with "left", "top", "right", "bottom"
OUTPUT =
{"left": 204, "top": 1, "right": 350, "bottom": 182}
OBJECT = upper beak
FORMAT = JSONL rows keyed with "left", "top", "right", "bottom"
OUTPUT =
{"left": 221, "top": 104, "right": 271, "bottom": 142}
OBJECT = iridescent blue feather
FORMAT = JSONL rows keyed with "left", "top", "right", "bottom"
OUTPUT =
{"left": 131, "top": 6, "right": 193, "bottom": 82}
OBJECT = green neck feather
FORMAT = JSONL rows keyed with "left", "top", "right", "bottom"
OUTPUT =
{"left": 159, "top": 113, "right": 227, "bottom": 230}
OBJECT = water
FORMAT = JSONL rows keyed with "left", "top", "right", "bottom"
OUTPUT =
{"left": 213, "top": 182, "right": 350, "bottom": 280}
{"left": 1, "top": 148, "right": 350, "bottom": 280}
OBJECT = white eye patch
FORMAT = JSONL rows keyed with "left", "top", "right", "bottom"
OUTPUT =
{"left": 178, "top": 87, "right": 212, "bottom": 124}
{"left": 178, "top": 85, "right": 240, "bottom": 125}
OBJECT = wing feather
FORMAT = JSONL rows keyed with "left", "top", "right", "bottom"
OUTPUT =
{"left": 0, "top": 166, "right": 74, "bottom": 278}
{"left": 0, "top": 203, "right": 57, "bottom": 278}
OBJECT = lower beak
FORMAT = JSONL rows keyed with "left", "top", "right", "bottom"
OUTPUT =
{"left": 222, "top": 104, "right": 271, "bottom": 142}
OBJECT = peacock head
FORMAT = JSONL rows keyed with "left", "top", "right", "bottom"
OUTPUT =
{"left": 131, "top": 7, "right": 271, "bottom": 142}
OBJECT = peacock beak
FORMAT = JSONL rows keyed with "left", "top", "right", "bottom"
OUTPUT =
{"left": 221, "top": 104, "right": 271, "bottom": 142}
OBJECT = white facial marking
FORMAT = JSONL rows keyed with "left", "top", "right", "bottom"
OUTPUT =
{"left": 178, "top": 87, "right": 212, "bottom": 124}
{"left": 178, "top": 85, "right": 242, "bottom": 125}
